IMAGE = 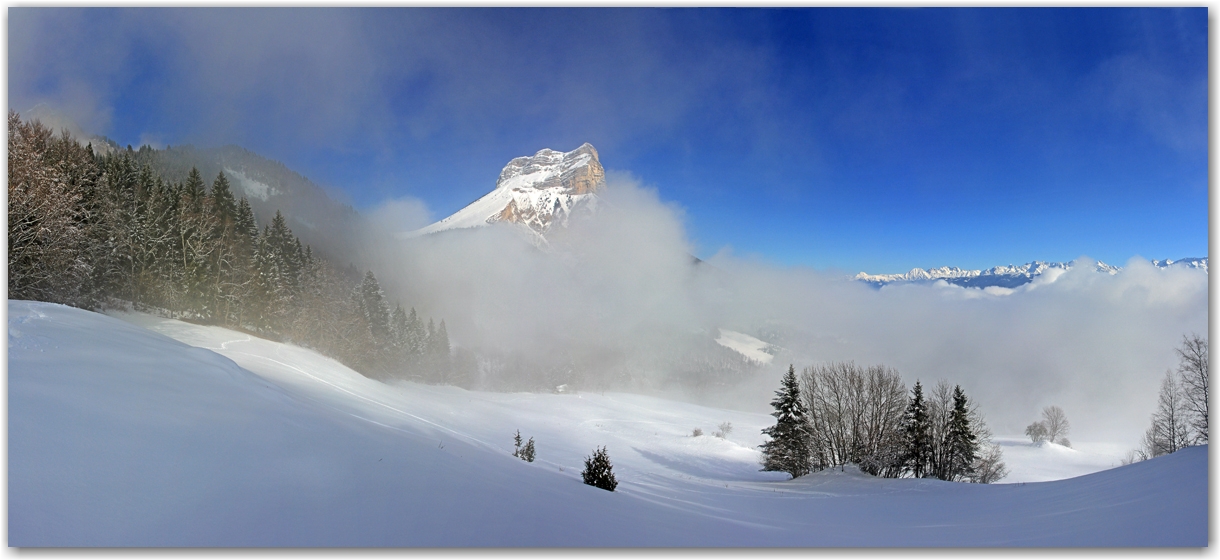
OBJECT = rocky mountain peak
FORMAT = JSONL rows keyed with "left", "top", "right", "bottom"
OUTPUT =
{"left": 407, "top": 143, "right": 606, "bottom": 240}
{"left": 494, "top": 142, "right": 604, "bottom": 196}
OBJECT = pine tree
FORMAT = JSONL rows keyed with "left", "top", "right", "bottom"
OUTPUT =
{"left": 901, "top": 381, "right": 932, "bottom": 478}
{"left": 402, "top": 307, "right": 425, "bottom": 379}
{"left": 522, "top": 437, "right": 536, "bottom": 462}
{"left": 360, "top": 271, "right": 391, "bottom": 342}
{"left": 431, "top": 319, "right": 452, "bottom": 383}
{"left": 582, "top": 447, "right": 617, "bottom": 491}
{"left": 759, "top": 365, "right": 813, "bottom": 479}
{"left": 943, "top": 385, "right": 978, "bottom": 481}
{"left": 209, "top": 172, "right": 237, "bottom": 225}
{"left": 512, "top": 430, "right": 536, "bottom": 462}
{"left": 208, "top": 172, "right": 241, "bottom": 322}
{"left": 406, "top": 307, "right": 424, "bottom": 355}
{"left": 176, "top": 168, "right": 216, "bottom": 318}
{"left": 182, "top": 167, "right": 206, "bottom": 215}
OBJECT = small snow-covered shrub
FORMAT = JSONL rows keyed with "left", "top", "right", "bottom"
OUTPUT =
{"left": 582, "top": 446, "right": 618, "bottom": 491}
{"left": 691, "top": 428, "right": 703, "bottom": 437}
{"left": 512, "top": 430, "right": 535, "bottom": 461}
{"left": 714, "top": 422, "right": 733, "bottom": 438}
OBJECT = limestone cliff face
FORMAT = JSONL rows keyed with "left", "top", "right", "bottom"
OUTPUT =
{"left": 488, "top": 143, "right": 605, "bottom": 235}
{"left": 405, "top": 143, "right": 607, "bottom": 240}
{"left": 495, "top": 143, "right": 605, "bottom": 196}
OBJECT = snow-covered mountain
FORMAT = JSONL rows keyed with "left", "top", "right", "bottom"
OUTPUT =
{"left": 407, "top": 143, "right": 606, "bottom": 240}
{"left": 856, "top": 258, "right": 1207, "bottom": 289}
{"left": 1149, "top": 257, "right": 1209, "bottom": 271}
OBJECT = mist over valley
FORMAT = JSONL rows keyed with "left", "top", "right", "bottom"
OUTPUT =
{"left": 8, "top": 7, "right": 1208, "bottom": 547}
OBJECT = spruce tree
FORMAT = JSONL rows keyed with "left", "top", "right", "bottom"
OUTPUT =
{"left": 521, "top": 437, "right": 536, "bottom": 462}
{"left": 433, "top": 319, "right": 452, "bottom": 381}
{"left": 582, "top": 447, "right": 617, "bottom": 491}
{"left": 405, "top": 307, "right": 424, "bottom": 355}
{"left": 902, "top": 381, "right": 932, "bottom": 478}
{"left": 208, "top": 172, "right": 241, "bottom": 321}
{"left": 759, "top": 365, "right": 813, "bottom": 479}
{"left": 209, "top": 172, "right": 237, "bottom": 226}
{"left": 182, "top": 167, "right": 206, "bottom": 215}
{"left": 359, "top": 271, "right": 390, "bottom": 342}
{"left": 944, "top": 385, "right": 978, "bottom": 481}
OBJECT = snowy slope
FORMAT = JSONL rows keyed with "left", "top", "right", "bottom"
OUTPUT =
{"left": 715, "top": 329, "right": 777, "bottom": 364}
{"left": 9, "top": 301, "right": 1207, "bottom": 546}
{"left": 405, "top": 143, "right": 605, "bottom": 239}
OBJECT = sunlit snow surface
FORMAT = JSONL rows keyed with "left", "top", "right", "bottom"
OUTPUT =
{"left": 9, "top": 301, "right": 1207, "bottom": 546}
{"left": 715, "top": 329, "right": 775, "bottom": 364}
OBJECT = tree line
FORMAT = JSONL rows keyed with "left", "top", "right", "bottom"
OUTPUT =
{"left": 8, "top": 112, "right": 453, "bottom": 383}
{"left": 759, "top": 362, "right": 1007, "bottom": 483}
{"left": 1129, "top": 334, "right": 1208, "bottom": 462}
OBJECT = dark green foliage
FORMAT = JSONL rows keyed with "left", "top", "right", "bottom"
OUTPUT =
{"left": 759, "top": 365, "right": 813, "bottom": 479}
{"left": 582, "top": 446, "right": 617, "bottom": 491}
{"left": 521, "top": 437, "right": 536, "bottom": 462}
{"left": 6, "top": 111, "right": 449, "bottom": 385}
{"left": 942, "top": 385, "right": 978, "bottom": 481}
{"left": 209, "top": 172, "right": 237, "bottom": 225}
{"left": 901, "top": 381, "right": 932, "bottom": 478}
{"left": 182, "top": 167, "right": 206, "bottom": 215}
{"left": 512, "top": 430, "right": 536, "bottom": 462}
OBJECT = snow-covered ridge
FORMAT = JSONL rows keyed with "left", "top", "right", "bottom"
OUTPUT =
{"left": 856, "top": 258, "right": 1207, "bottom": 289}
{"left": 406, "top": 143, "right": 605, "bottom": 239}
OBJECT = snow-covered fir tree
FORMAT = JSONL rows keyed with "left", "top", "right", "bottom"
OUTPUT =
{"left": 582, "top": 447, "right": 617, "bottom": 491}
{"left": 942, "top": 385, "right": 978, "bottom": 482}
{"left": 759, "top": 365, "right": 813, "bottom": 479}
{"left": 901, "top": 381, "right": 932, "bottom": 478}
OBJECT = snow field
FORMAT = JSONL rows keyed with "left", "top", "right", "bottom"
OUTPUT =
{"left": 8, "top": 301, "right": 1207, "bottom": 546}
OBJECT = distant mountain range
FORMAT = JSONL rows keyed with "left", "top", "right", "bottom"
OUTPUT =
{"left": 856, "top": 258, "right": 1208, "bottom": 289}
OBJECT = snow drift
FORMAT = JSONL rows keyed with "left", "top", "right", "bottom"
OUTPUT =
{"left": 8, "top": 301, "right": 1207, "bottom": 546}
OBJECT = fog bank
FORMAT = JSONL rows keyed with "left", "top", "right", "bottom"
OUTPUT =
{"left": 360, "top": 176, "right": 1206, "bottom": 447}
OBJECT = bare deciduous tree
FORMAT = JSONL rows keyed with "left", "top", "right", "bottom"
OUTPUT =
{"left": 970, "top": 441, "right": 1009, "bottom": 484}
{"left": 800, "top": 362, "right": 906, "bottom": 476}
{"left": 1176, "top": 333, "right": 1208, "bottom": 444}
{"left": 1024, "top": 421, "right": 1048, "bottom": 443}
{"left": 1040, "top": 405, "right": 1071, "bottom": 447}
{"left": 1141, "top": 371, "right": 1192, "bottom": 458}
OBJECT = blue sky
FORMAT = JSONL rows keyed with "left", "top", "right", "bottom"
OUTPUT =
{"left": 10, "top": 8, "right": 1208, "bottom": 273}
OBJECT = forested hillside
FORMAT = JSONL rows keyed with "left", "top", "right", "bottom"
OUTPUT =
{"left": 127, "top": 143, "right": 366, "bottom": 263}
{"left": 8, "top": 112, "right": 452, "bottom": 383}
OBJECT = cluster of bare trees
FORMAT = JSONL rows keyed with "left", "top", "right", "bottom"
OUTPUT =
{"left": 1131, "top": 334, "right": 1208, "bottom": 461}
{"left": 1024, "top": 405, "right": 1071, "bottom": 447}
{"left": 760, "top": 362, "right": 1007, "bottom": 483}
{"left": 7, "top": 112, "right": 452, "bottom": 384}
{"left": 800, "top": 362, "right": 907, "bottom": 476}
